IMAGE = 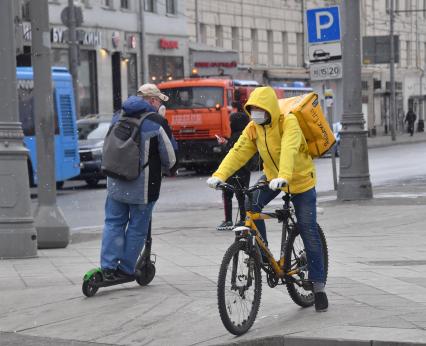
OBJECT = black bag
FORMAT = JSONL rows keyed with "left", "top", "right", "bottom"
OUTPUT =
{"left": 101, "top": 112, "right": 153, "bottom": 181}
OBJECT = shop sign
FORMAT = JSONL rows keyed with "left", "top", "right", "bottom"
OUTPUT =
{"left": 159, "top": 39, "right": 179, "bottom": 49}
{"left": 112, "top": 31, "right": 121, "bottom": 48}
{"left": 194, "top": 61, "right": 237, "bottom": 68}
{"left": 23, "top": 23, "right": 101, "bottom": 47}
{"left": 82, "top": 31, "right": 102, "bottom": 46}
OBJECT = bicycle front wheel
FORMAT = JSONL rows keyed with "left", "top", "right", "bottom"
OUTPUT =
{"left": 284, "top": 223, "right": 328, "bottom": 307}
{"left": 217, "top": 240, "right": 262, "bottom": 336}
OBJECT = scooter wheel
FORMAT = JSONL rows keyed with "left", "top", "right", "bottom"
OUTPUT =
{"left": 82, "top": 272, "right": 101, "bottom": 297}
{"left": 136, "top": 262, "right": 156, "bottom": 286}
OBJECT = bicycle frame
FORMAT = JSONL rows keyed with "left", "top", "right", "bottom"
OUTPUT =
{"left": 227, "top": 183, "right": 298, "bottom": 280}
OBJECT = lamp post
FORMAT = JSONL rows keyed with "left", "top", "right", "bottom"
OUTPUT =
{"left": 31, "top": 0, "right": 70, "bottom": 248}
{"left": 0, "top": 0, "right": 37, "bottom": 258}
{"left": 337, "top": 0, "right": 373, "bottom": 201}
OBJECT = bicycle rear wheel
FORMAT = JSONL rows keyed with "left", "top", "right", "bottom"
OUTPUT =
{"left": 284, "top": 223, "right": 328, "bottom": 307}
{"left": 217, "top": 240, "right": 262, "bottom": 335}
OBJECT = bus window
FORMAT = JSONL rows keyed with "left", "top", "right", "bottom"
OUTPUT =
{"left": 162, "top": 86, "right": 224, "bottom": 109}
{"left": 18, "top": 86, "right": 59, "bottom": 136}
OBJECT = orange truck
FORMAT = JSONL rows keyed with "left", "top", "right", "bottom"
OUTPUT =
{"left": 158, "top": 78, "right": 283, "bottom": 172}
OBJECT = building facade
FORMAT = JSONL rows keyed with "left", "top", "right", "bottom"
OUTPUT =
{"left": 185, "top": 0, "right": 315, "bottom": 83}
{"left": 15, "top": 0, "right": 426, "bottom": 132}
{"left": 186, "top": 0, "right": 426, "bottom": 135}
{"left": 360, "top": 0, "right": 426, "bottom": 134}
{"left": 17, "top": 0, "right": 188, "bottom": 117}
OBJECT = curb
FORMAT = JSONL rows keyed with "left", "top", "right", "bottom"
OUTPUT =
{"left": 215, "top": 335, "right": 426, "bottom": 346}
{"left": 367, "top": 135, "right": 426, "bottom": 149}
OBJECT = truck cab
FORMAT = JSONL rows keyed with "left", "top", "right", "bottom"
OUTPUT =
{"left": 158, "top": 78, "right": 259, "bottom": 172}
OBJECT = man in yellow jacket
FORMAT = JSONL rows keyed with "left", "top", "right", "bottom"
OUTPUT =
{"left": 207, "top": 86, "right": 328, "bottom": 312}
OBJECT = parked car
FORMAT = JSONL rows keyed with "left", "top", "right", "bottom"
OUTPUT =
{"left": 75, "top": 114, "right": 113, "bottom": 187}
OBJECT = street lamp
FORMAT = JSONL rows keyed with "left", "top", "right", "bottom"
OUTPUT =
{"left": 337, "top": 0, "right": 373, "bottom": 201}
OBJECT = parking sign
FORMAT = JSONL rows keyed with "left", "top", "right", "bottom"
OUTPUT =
{"left": 306, "top": 6, "right": 340, "bottom": 44}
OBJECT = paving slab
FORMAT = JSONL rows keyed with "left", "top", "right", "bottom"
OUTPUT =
{"left": 2, "top": 173, "right": 426, "bottom": 345}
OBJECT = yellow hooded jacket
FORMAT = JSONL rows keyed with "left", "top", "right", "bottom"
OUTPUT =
{"left": 213, "top": 86, "right": 316, "bottom": 194}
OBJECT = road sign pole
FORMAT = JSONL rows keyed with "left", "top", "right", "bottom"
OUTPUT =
{"left": 337, "top": 0, "right": 373, "bottom": 201}
{"left": 325, "top": 88, "right": 338, "bottom": 191}
{"left": 0, "top": 0, "right": 37, "bottom": 258}
{"left": 30, "top": 0, "right": 70, "bottom": 248}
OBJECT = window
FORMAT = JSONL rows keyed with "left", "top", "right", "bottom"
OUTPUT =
{"left": 120, "top": 0, "right": 129, "bottom": 10}
{"left": 216, "top": 25, "right": 223, "bottom": 48}
{"left": 166, "top": 0, "right": 176, "bottom": 14}
{"left": 405, "top": 0, "right": 411, "bottom": 15}
{"left": 406, "top": 40, "right": 411, "bottom": 67}
{"left": 251, "top": 29, "right": 258, "bottom": 64}
{"left": 267, "top": 30, "right": 274, "bottom": 59}
{"left": 148, "top": 55, "right": 184, "bottom": 83}
{"left": 21, "top": 1, "right": 31, "bottom": 21}
{"left": 144, "top": 0, "right": 155, "bottom": 12}
{"left": 232, "top": 27, "right": 239, "bottom": 51}
{"left": 161, "top": 87, "right": 224, "bottom": 110}
{"left": 200, "top": 23, "right": 207, "bottom": 44}
{"left": 282, "top": 32, "right": 288, "bottom": 66}
{"left": 17, "top": 85, "right": 59, "bottom": 136}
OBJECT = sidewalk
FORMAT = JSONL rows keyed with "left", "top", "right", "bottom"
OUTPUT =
{"left": 367, "top": 130, "right": 426, "bottom": 148}
{"left": 2, "top": 177, "right": 426, "bottom": 346}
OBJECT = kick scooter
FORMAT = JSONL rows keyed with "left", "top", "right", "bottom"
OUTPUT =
{"left": 82, "top": 221, "right": 156, "bottom": 297}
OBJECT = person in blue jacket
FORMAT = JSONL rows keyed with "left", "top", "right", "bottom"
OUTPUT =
{"left": 100, "top": 84, "right": 176, "bottom": 280}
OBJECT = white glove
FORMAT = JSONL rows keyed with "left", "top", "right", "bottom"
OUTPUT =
{"left": 206, "top": 176, "right": 223, "bottom": 189}
{"left": 269, "top": 178, "right": 288, "bottom": 191}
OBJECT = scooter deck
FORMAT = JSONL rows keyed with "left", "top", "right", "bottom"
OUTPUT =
{"left": 93, "top": 277, "right": 135, "bottom": 288}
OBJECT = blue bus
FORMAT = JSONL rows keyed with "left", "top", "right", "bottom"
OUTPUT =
{"left": 16, "top": 67, "right": 80, "bottom": 187}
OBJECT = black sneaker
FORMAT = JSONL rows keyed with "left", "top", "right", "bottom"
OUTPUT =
{"left": 102, "top": 268, "right": 117, "bottom": 282}
{"left": 115, "top": 268, "right": 135, "bottom": 280}
{"left": 217, "top": 220, "right": 233, "bottom": 231}
{"left": 314, "top": 292, "right": 328, "bottom": 312}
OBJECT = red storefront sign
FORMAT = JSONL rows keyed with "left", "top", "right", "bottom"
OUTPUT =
{"left": 159, "top": 39, "right": 179, "bottom": 49}
{"left": 194, "top": 61, "right": 237, "bottom": 68}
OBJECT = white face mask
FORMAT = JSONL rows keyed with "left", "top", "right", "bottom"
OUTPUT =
{"left": 158, "top": 105, "right": 166, "bottom": 117}
{"left": 251, "top": 110, "right": 267, "bottom": 125}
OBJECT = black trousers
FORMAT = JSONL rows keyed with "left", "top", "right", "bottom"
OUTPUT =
{"left": 222, "top": 171, "right": 250, "bottom": 222}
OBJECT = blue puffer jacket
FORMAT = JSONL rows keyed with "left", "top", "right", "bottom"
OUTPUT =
{"left": 107, "top": 96, "right": 176, "bottom": 204}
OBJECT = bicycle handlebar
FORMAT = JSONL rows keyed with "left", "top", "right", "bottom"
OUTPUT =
{"left": 216, "top": 181, "right": 269, "bottom": 195}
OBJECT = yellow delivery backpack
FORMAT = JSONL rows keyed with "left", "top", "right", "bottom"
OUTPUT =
{"left": 278, "top": 92, "right": 335, "bottom": 158}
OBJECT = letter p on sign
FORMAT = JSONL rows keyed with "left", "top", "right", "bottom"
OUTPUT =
{"left": 306, "top": 6, "right": 341, "bottom": 44}
{"left": 315, "top": 11, "right": 334, "bottom": 40}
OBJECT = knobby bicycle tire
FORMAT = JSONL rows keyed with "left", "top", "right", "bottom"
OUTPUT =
{"left": 217, "top": 240, "right": 262, "bottom": 335}
{"left": 284, "top": 223, "right": 328, "bottom": 307}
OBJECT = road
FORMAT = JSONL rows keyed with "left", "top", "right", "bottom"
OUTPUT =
{"left": 36, "top": 142, "right": 426, "bottom": 230}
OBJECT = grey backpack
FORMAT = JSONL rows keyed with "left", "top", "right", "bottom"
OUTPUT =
{"left": 101, "top": 112, "right": 153, "bottom": 181}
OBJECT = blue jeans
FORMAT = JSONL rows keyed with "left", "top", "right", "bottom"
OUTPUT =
{"left": 101, "top": 196, "right": 155, "bottom": 274}
{"left": 246, "top": 177, "right": 325, "bottom": 283}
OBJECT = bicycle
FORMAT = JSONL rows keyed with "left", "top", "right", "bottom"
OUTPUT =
{"left": 216, "top": 181, "right": 328, "bottom": 335}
